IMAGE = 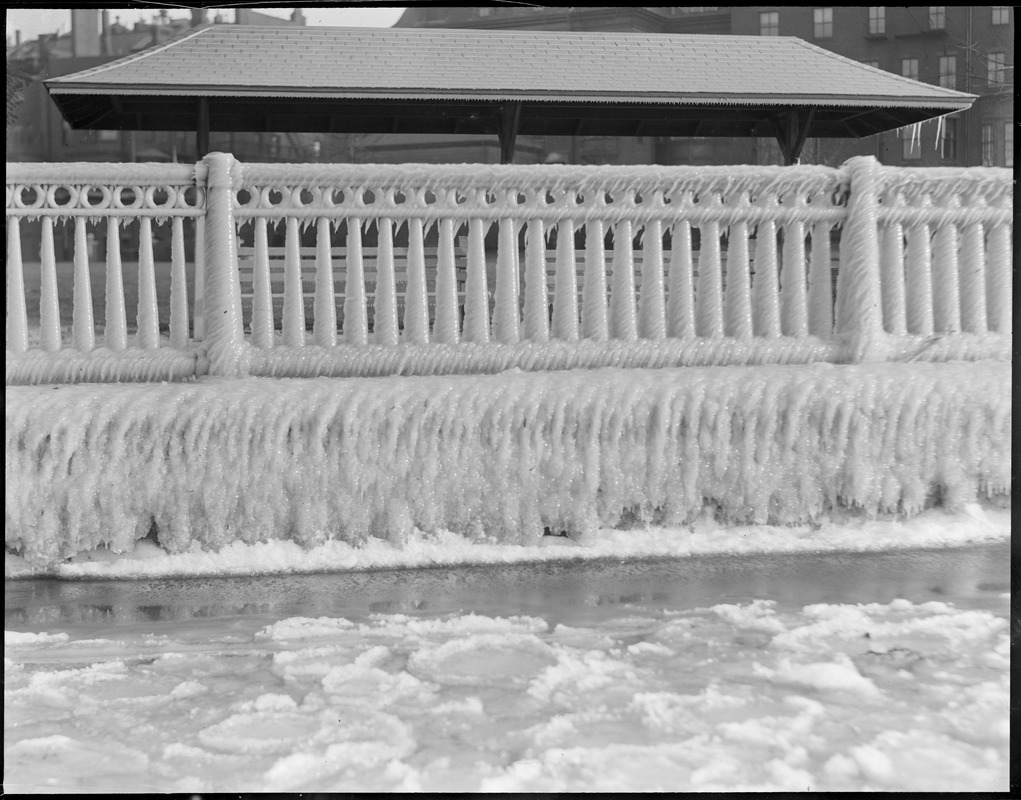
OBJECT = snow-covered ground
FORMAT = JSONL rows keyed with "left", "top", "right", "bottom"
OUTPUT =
{"left": 5, "top": 507, "right": 1011, "bottom": 793}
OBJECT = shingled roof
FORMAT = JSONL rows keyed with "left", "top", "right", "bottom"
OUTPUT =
{"left": 45, "top": 25, "right": 975, "bottom": 162}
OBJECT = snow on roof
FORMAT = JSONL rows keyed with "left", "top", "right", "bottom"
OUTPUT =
{"left": 46, "top": 24, "right": 974, "bottom": 110}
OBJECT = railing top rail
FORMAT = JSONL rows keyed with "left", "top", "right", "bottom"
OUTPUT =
{"left": 875, "top": 164, "right": 1013, "bottom": 204}
{"left": 6, "top": 161, "right": 205, "bottom": 187}
{"left": 237, "top": 161, "right": 846, "bottom": 199}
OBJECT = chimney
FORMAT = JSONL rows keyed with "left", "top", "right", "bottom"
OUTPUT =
{"left": 100, "top": 11, "right": 111, "bottom": 56}
{"left": 15, "top": 30, "right": 21, "bottom": 46}
{"left": 71, "top": 9, "right": 101, "bottom": 57}
{"left": 190, "top": 9, "right": 206, "bottom": 27}
{"left": 291, "top": 9, "right": 306, "bottom": 26}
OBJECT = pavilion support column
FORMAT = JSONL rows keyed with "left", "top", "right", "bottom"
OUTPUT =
{"left": 498, "top": 102, "right": 522, "bottom": 165}
{"left": 197, "top": 97, "right": 210, "bottom": 158}
{"left": 772, "top": 108, "right": 816, "bottom": 165}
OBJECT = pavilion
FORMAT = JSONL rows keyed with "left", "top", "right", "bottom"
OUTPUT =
{"left": 44, "top": 25, "right": 975, "bottom": 164}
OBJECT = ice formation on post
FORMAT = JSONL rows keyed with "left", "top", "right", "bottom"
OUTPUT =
{"left": 5, "top": 362, "right": 1009, "bottom": 568}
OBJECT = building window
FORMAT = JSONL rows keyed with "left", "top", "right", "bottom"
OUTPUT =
{"left": 929, "top": 7, "right": 946, "bottom": 29}
{"left": 97, "top": 130, "right": 120, "bottom": 142}
{"left": 901, "top": 58, "right": 919, "bottom": 82}
{"left": 987, "top": 52, "right": 1006, "bottom": 86}
{"left": 760, "top": 11, "right": 779, "bottom": 36}
{"left": 1005, "top": 123, "right": 1014, "bottom": 167}
{"left": 938, "top": 55, "right": 956, "bottom": 89}
{"left": 814, "top": 8, "right": 833, "bottom": 38}
{"left": 981, "top": 124, "right": 995, "bottom": 166}
{"left": 939, "top": 117, "right": 957, "bottom": 160}
{"left": 864, "top": 60, "right": 880, "bottom": 70}
{"left": 868, "top": 7, "right": 885, "bottom": 34}
{"left": 992, "top": 6, "right": 1009, "bottom": 25}
{"left": 901, "top": 126, "right": 921, "bottom": 160}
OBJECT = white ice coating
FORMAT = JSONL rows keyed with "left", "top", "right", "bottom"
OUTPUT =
{"left": 5, "top": 361, "right": 1010, "bottom": 568}
{"left": 7, "top": 157, "right": 1012, "bottom": 384}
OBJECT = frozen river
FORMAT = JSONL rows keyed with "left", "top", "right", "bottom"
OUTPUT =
{"left": 5, "top": 535, "right": 1010, "bottom": 793}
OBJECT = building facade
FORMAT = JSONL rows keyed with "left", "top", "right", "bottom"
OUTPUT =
{"left": 394, "top": 5, "right": 1013, "bottom": 168}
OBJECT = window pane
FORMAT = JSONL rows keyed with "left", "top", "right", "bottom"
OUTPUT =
{"left": 814, "top": 8, "right": 833, "bottom": 38}
{"left": 760, "top": 11, "right": 779, "bottom": 36}
{"left": 981, "top": 124, "right": 995, "bottom": 166}
{"left": 868, "top": 7, "right": 885, "bottom": 34}
{"left": 901, "top": 58, "right": 919, "bottom": 81}
{"left": 992, "top": 6, "right": 1009, "bottom": 25}
{"left": 1005, "top": 123, "right": 1014, "bottom": 168}
{"left": 988, "top": 52, "right": 1005, "bottom": 85}
{"left": 929, "top": 7, "right": 945, "bottom": 29}
{"left": 938, "top": 56, "right": 956, "bottom": 89}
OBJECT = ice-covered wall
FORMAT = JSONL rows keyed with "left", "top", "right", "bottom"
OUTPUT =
{"left": 5, "top": 362, "right": 1009, "bottom": 567}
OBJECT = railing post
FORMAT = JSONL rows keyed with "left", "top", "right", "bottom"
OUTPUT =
{"left": 836, "top": 156, "right": 886, "bottom": 363}
{"left": 201, "top": 152, "right": 248, "bottom": 376}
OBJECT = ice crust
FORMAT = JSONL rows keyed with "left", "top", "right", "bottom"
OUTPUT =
{"left": 4, "top": 597, "right": 1009, "bottom": 792}
{"left": 5, "top": 361, "right": 1010, "bottom": 567}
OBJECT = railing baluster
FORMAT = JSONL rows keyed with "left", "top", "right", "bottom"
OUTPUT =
{"left": 104, "top": 218, "right": 127, "bottom": 351}
{"left": 551, "top": 218, "right": 579, "bottom": 341}
{"left": 807, "top": 222, "right": 833, "bottom": 337}
{"left": 374, "top": 217, "right": 399, "bottom": 346}
{"left": 282, "top": 217, "right": 305, "bottom": 346}
{"left": 666, "top": 219, "right": 696, "bottom": 339}
{"left": 433, "top": 217, "right": 460, "bottom": 344}
{"left": 931, "top": 198, "right": 961, "bottom": 333}
{"left": 958, "top": 197, "right": 987, "bottom": 334}
{"left": 314, "top": 217, "right": 338, "bottom": 346}
{"left": 609, "top": 219, "right": 637, "bottom": 341}
{"left": 725, "top": 196, "right": 753, "bottom": 339}
{"left": 581, "top": 218, "right": 608, "bottom": 340}
{"left": 39, "top": 218, "right": 62, "bottom": 352}
{"left": 71, "top": 218, "right": 95, "bottom": 352}
{"left": 251, "top": 217, "right": 273, "bottom": 349}
{"left": 343, "top": 219, "right": 368, "bottom": 346}
{"left": 404, "top": 217, "right": 430, "bottom": 344}
{"left": 170, "top": 217, "right": 189, "bottom": 348}
{"left": 638, "top": 219, "right": 666, "bottom": 341}
{"left": 985, "top": 218, "right": 1011, "bottom": 335}
{"left": 462, "top": 217, "right": 490, "bottom": 344}
{"left": 904, "top": 202, "right": 934, "bottom": 335}
{"left": 137, "top": 219, "right": 160, "bottom": 349}
{"left": 7, "top": 217, "right": 29, "bottom": 354}
{"left": 780, "top": 214, "right": 808, "bottom": 337}
{"left": 878, "top": 193, "right": 907, "bottom": 334}
{"left": 752, "top": 218, "right": 781, "bottom": 338}
{"left": 193, "top": 216, "right": 205, "bottom": 341}
{"left": 696, "top": 213, "right": 724, "bottom": 338}
{"left": 492, "top": 215, "right": 521, "bottom": 343}
{"left": 522, "top": 218, "right": 550, "bottom": 343}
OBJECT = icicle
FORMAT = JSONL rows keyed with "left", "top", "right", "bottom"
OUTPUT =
{"left": 522, "top": 219, "right": 550, "bottom": 343}
{"left": 609, "top": 219, "right": 637, "bottom": 341}
{"left": 169, "top": 217, "right": 190, "bottom": 348}
{"left": 433, "top": 217, "right": 461, "bottom": 345}
{"left": 251, "top": 217, "right": 274, "bottom": 349}
{"left": 137, "top": 218, "right": 160, "bottom": 350}
{"left": 581, "top": 219, "right": 608, "bottom": 341}
{"left": 314, "top": 217, "right": 338, "bottom": 347}
{"left": 373, "top": 217, "right": 399, "bottom": 346}
{"left": 281, "top": 217, "right": 305, "bottom": 346}
{"left": 104, "top": 217, "right": 127, "bottom": 351}
{"left": 638, "top": 219, "right": 666, "bottom": 341}
{"left": 7, "top": 217, "right": 29, "bottom": 354}
{"left": 71, "top": 218, "right": 95, "bottom": 352}
{"left": 551, "top": 219, "right": 579, "bottom": 341}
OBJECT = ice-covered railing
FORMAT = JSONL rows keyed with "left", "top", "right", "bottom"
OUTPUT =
{"left": 6, "top": 154, "right": 1012, "bottom": 384}
{"left": 6, "top": 162, "right": 207, "bottom": 384}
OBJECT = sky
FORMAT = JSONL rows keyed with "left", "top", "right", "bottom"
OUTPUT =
{"left": 6, "top": 6, "right": 407, "bottom": 43}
